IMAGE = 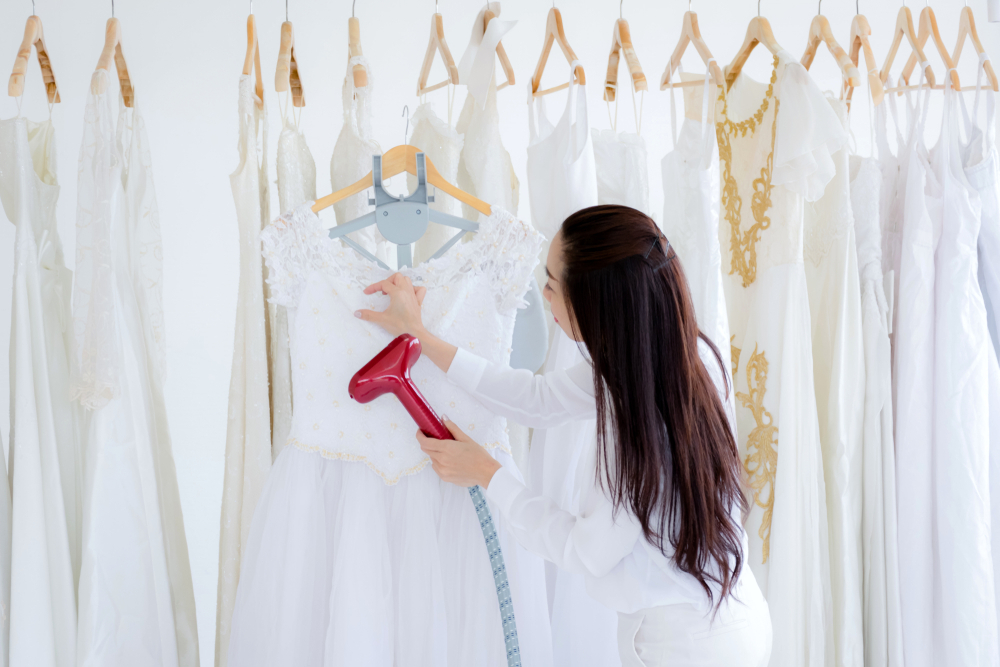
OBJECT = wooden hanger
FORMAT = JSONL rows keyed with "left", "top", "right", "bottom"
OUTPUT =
{"left": 899, "top": 6, "right": 961, "bottom": 91}
{"left": 661, "top": 10, "right": 725, "bottom": 90}
{"left": 275, "top": 21, "right": 305, "bottom": 107}
{"left": 725, "top": 11, "right": 783, "bottom": 90}
{"left": 242, "top": 14, "right": 264, "bottom": 109}
{"left": 483, "top": 8, "right": 515, "bottom": 91}
{"left": 801, "top": 7, "right": 862, "bottom": 89}
{"left": 417, "top": 12, "right": 459, "bottom": 97}
{"left": 531, "top": 8, "right": 586, "bottom": 97}
{"left": 313, "top": 145, "right": 492, "bottom": 216}
{"left": 880, "top": 6, "right": 936, "bottom": 92}
{"left": 348, "top": 16, "right": 369, "bottom": 88}
{"left": 951, "top": 4, "right": 999, "bottom": 92}
{"left": 93, "top": 17, "right": 134, "bottom": 107}
{"left": 9, "top": 15, "right": 59, "bottom": 102}
{"left": 604, "top": 10, "right": 647, "bottom": 102}
{"left": 846, "top": 12, "right": 885, "bottom": 107}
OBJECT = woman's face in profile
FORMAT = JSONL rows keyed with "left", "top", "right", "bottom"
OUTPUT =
{"left": 542, "top": 232, "right": 581, "bottom": 342}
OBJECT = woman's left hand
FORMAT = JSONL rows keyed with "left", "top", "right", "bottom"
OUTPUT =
{"left": 417, "top": 420, "right": 502, "bottom": 488}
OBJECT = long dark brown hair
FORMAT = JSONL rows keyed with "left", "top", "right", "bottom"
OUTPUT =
{"left": 559, "top": 205, "right": 746, "bottom": 605}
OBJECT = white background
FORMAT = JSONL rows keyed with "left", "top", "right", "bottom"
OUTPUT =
{"left": 0, "top": 0, "right": 998, "bottom": 664}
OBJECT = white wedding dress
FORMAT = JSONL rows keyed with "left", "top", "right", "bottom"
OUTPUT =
{"left": 0, "top": 112, "right": 78, "bottom": 667}
{"left": 592, "top": 85, "right": 649, "bottom": 214}
{"left": 661, "top": 67, "right": 731, "bottom": 358}
{"left": 803, "top": 96, "right": 865, "bottom": 667}
{"left": 524, "top": 64, "right": 616, "bottom": 667}
{"left": 215, "top": 74, "right": 273, "bottom": 667}
{"left": 226, "top": 202, "right": 552, "bottom": 667}
{"left": 717, "top": 51, "right": 842, "bottom": 667}
{"left": 73, "top": 68, "right": 198, "bottom": 667}
{"left": 849, "top": 149, "right": 904, "bottom": 667}
{"left": 408, "top": 102, "right": 464, "bottom": 265}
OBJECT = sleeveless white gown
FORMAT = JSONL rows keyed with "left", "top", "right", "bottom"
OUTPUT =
{"left": 216, "top": 74, "right": 272, "bottom": 667}
{"left": 523, "top": 63, "right": 617, "bottom": 667}
{"left": 0, "top": 112, "right": 78, "bottom": 667}
{"left": 73, "top": 69, "right": 198, "bottom": 667}
{"left": 408, "top": 102, "right": 464, "bottom": 265}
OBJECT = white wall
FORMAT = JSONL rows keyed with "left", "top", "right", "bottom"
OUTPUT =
{"left": 1, "top": 1, "right": 998, "bottom": 664}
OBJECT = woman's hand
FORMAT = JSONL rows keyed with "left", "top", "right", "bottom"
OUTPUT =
{"left": 417, "top": 420, "right": 502, "bottom": 489}
{"left": 356, "top": 273, "right": 428, "bottom": 338}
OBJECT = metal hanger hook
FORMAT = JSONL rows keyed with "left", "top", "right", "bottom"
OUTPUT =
{"left": 32, "top": 0, "right": 35, "bottom": 15}
{"left": 285, "top": 0, "right": 288, "bottom": 21}
{"left": 402, "top": 105, "right": 410, "bottom": 144}
{"left": 817, "top": 0, "right": 822, "bottom": 15}
{"left": 352, "top": 0, "right": 356, "bottom": 18}
{"left": 620, "top": 0, "right": 623, "bottom": 19}
{"left": 111, "top": 0, "right": 114, "bottom": 18}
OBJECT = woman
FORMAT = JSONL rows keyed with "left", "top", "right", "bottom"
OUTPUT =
{"left": 356, "top": 205, "right": 772, "bottom": 667}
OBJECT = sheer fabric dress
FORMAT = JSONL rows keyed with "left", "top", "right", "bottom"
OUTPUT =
{"left": 226, "top": 202, "right": 552, "bottom": 667}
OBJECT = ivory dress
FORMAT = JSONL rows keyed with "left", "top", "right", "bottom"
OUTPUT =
{"left": 661, "top": 67, "right": 731, "bottom": 357}
{"left": 926, "top": 81, "right": 999, "bottom": 666}
{"left": 524, "top": 63, "right": 616, "bottom": 667}
{"left": 716, "top": 51, "right": 843, "bottom": 667}
{"left": 591, "top": 111, "right": 649, "bottom": 214}
{"left": 73, "top": 69, "right": 198, "bottom": 667}
{"left": 273, "top": 99, "right": 315, "bottom": 458}
{"left": 408, "top": 102, "right": 464, "bottom": 265}
{"left": 803, "top": 96, "right": 865, "bottom": 667}
{"left": 0, "top": 113, "right": 78, "bottom": 667}
{"left": 330, "top": 56, "right": 389, "bottom": 266}
{"left": 849, "top": 153, "right": 904, "bottom": 667}
{"left": 216, "top": 74, "right": 273, "bottom": 667}
{"left": 226, "top": 202, "right": 552, "bottom": 667}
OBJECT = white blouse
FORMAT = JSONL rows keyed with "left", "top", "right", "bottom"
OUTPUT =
{"left": 448, "top": 338, "right": 748, "bottom": 614}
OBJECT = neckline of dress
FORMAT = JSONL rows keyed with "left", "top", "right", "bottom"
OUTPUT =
{"left": 720, "top": 53, "right": 782, "bottom": 127}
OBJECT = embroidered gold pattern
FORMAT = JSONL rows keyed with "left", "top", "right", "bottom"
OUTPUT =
{"left": 735, "top": 344, "right": 778, "bottom": 564}
{"left": 730, "top": 335, "right": 741, "bottom": 380}
{"left": 717, "top": 56, "right": 781, "bottom": 288}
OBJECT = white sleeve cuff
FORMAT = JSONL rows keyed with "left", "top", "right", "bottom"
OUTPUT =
{"left": 484, "top": 466, "right": 523, "bottom": 517}
{"left": 446, "top": 347, "right": 489, "bottom": 393}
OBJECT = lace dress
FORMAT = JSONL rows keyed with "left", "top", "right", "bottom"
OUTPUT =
{"left": 849, "top": 153, "right": 904, "bottom": 667}
{"left": 330, "top": 56, "right": 389, "bottom": 266}
{"left": 408, "top": 102, "right": 464, "bottom": 264}
{"left": 0, "top": 112, "right": 78, "bottom": 667}
{"left": 802, "top": 96, "right": 865, "bottom": 667}
{"left": 216, "top": 74, "right": 273, "bottom": 667}
{"left": 274, "top": 100, "right": 316, "bottom": 459}
{"left": 226, "top": 202, "right": 552, "bottom": 667}
{"left": 717, "top": 51, "right": 844, "bottom": 667}
{"left": 591, "top": 89, "right": 649, "bottom": 214}
{"left": 524, "top": 64, "right": 616, "bottom": 667}
{"left": 661, "top": 68, "right": 731, "bottom": 357}
{"left": 73, "top": 69, "right": 198, "bottom": 667}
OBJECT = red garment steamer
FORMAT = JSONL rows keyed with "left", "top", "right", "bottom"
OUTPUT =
{"left": 349, "top": 334, "right": 522, "bottom": 666}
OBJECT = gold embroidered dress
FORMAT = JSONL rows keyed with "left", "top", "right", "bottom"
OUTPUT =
{"left": 716, "top": 51, "right": 845, "bottom": 667}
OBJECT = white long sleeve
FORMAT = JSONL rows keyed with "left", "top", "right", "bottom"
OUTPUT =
{"left": 446, "top": 342, "right": 744, "bottom": 614}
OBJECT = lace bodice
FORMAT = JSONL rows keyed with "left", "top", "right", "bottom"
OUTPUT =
{"left": 261, "top": 202, "right": 542, "bottom": 483}
{"left": 277, "top": 110, "right": 316, "bottom": 213}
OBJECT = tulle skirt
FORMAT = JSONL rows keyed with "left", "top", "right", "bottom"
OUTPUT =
{"left": 227, "top": 445, "right": 553, "bottom": 667}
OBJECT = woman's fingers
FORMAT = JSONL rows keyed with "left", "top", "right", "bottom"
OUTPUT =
{"left": 415, "top": 285, "right": 427, "bottom": 306}
{"left": 354, "top": 308, "right": 387, "bottom": 324}
{"left": 442, "top": 419, "right": 474, "bottom": 444}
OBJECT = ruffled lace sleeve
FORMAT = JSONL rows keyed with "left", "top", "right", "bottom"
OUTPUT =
{"left": 260, "top": 202, "right": 332, "bottom": 309}
{"left": 772, "top": 60, "right": 848, "bottom": 202}
{"left": 474, "top": 208, "right": 544, "bottom": 315}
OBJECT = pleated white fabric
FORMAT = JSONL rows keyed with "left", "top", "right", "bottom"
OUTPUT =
{"left": 524, "top": 63, "right": 616, "bottom": 667}
{"left": 849, "top": 153, "right": 904, "bottom": 667}
{"left": 73, "top": 68, "right": 198, "bottom": 667}
{"left": 0, "top": 113, "right": 78, "bottom": 667}
{"left": 803, "top": 96, "right": 865, "bottom": 667}
{"left": 927, "top": 78, "right": 999, "bottom": 666}
{"left": 661, "top": 67, "right": 730, "bottom": 358}
{"left": 215, "top": 74, "right": 272, "bottom": 667}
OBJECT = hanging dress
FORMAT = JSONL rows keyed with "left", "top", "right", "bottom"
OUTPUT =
{"left": 850, "top": 133, "right": 904, "bottom": 665}
{"left": 408, "top": 102, "right": 465, "bottom": 265}
{"left": 0, "top": 109, "right": 78, "bottom": 667}
{"left": 960, "top": 56, "right": 1000, "bottom": 645}
{"left": 273, "top": 96, "right": 317, "bottom": 460}
{"left": 215, "top": 74, "right": 273, "bottom": 667}
{"left": 927, "top": 74, "right": 999, "bottom": 666}
{"left": 661, "top": 64, "right": 731, "bottom": 357}
{"left": 0, "top": 432, "right": 8, "bottom": 667}
{"left": 717, "top": 51, "right": 843, "bottom": 667}
{"left": 803, "top": 95, "right": 865, "bottom": 667}
{"left": 592, "top": 74, "right": 649, "bottom": 214}
{"left": 524, "top": 63, "right": 616, "bottom": 667}
{"left": 226, "top": 202, "right": 552, "bottom": 667}
{"left": 330, "top": 56, "right": 390, "bottom": 266}
{"left": 73, "top": 68, "right": 198, "bottom": 667}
